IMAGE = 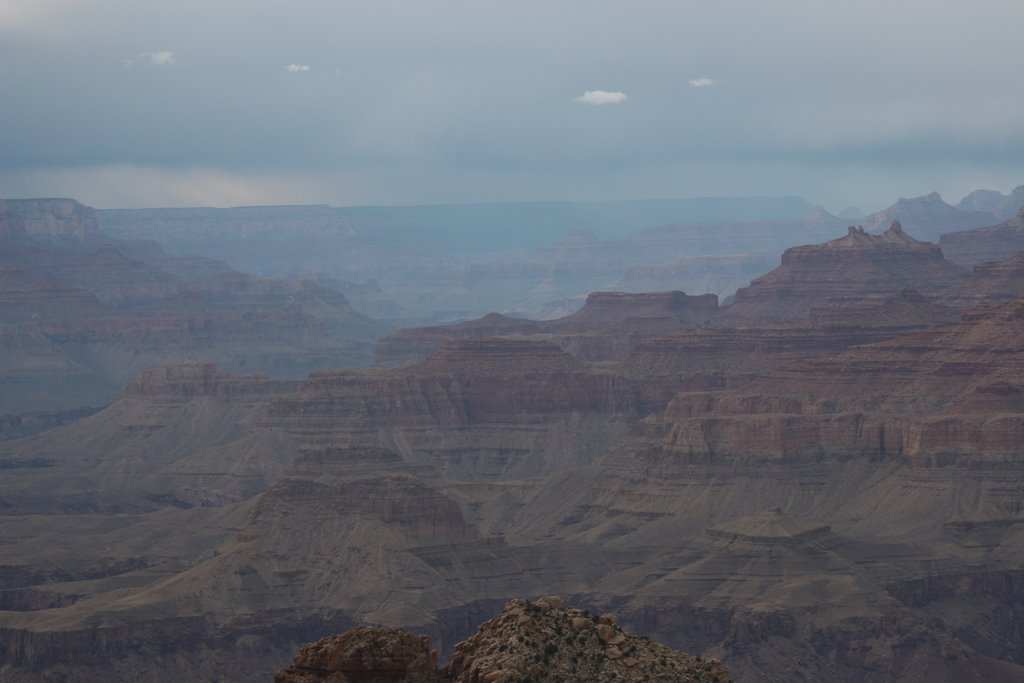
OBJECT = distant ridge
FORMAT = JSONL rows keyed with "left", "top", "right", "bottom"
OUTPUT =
{"left": 100, "top": 196, "right": 816, "bottom": 253}
{"left": 939, "top": 205, "right": 1024, "bottom": 266}
{"left": 861, "top": 192, "right": 993, "bottom": 241}
{"left": 957, "top": 184, "right": 1024, "bottom": 221}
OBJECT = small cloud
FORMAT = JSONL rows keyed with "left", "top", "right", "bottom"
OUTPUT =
{"left": 286, "top": 64, "right": 311, "bottom": 73}
{"left": 124, "top": 51, "right": 177, "bottom": 68}
{"left": 689, "top": 77, "right": 715, "bottom": 88}
{"left": 574, "top": 90, "right": 627, "bottom": 106}
{"left": 144, "top": 51, "right": 176, "bottom": 66}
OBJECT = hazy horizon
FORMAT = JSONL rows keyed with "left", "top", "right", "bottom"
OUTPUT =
{"left": 3, "top": 1, "right": 1024, "bottom": 211}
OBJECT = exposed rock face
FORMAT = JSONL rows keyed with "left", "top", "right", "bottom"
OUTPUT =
{"left": 277, "top": 599, "right": 731, "bottom": 683}
{"left": 861, "top": 192, "right": 994, "bottom": 241}
{"left": 0, "top": 261, "right": 106, "bottom": 323}
{"left": 624, "top": 290, "right": 959, "bottom": 382}
{"left": 123, "top": 362, "right": 285, "bottom": 398}
{"left": 7, "top": 297, "right": 1024, "bottom": 681}
{"left": 275, "top": 627, "right": 440, "bottom": 683}
{"left": 716, "top": 222, "right": 965, "bottom": 324}
{"left": 0, "top": 199, "right": 391, "bottom": 420}
{"left": 375, "top": 290, "right": 718, "bottom": 367}
{"left": 0, "top": 198, "right": 100, "bottom": 241}
{"left": 445, "top": 598, "right": 731, "bottom": 683}
{"left": 7, "top": 226, "right": 1024, "bottom": 682}
{"left": 554, "top": 290, "right": 717, "bottom": 332}
{"left": 940, "top": 250, "right": 1024, "bottom": 308}
{"left": 657, "top": 296, "right": 1024, "bottom": 461}
{"left": 375, "top": 314, "right": 543, "bottom": 368}
{"left": 809, "top": 287, "right": 960, "bottom": 326}
{"left": 939, "top": 206, "right": 1024, "bottom": 266}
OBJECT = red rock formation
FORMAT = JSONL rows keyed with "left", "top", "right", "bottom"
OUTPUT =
{"left": 939, "top": 250, "right": 1024, "bottom": 308}
{"left": 716, "top": 222, "right": 965, "bottom": 325}
{"left": 122, "top": 363, "right": 285, "bottom": 399}
{"left": 375, "top": 290, "right": 718, "bottom": 367}
{"left": 0, "top": 201, "right": 391, "bottom": 421}
{"left": 0, "top": 262, "right": 105, "bottom": 322}
{"left": 657, "top": 296, "right": 1024, "bottom": 462}
{"left": 375, "top": 313, "right": 543, "bottom": 368}
{"left": 7, "top": 226, "right": 1024, "bottom": 683}
{"left": 627, "top": 294, "right": 954, "bottom": 382}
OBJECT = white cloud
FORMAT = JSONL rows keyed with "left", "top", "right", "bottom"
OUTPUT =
{"left": 689, "top": 77, "right": 715, "bottom": 88}
{"left": 124, "top": 50, "right": 177, "bottom": 68}
{"left": 144, "top": 50, "right": 176, "bottom": 66}
{"left": 574, "top": 90, "right": 627, "bottom": 105}
{"left": 286, "top": 64, "right": 311, "bottom": 73}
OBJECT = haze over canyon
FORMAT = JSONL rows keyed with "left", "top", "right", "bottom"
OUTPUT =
{"left": 5, "top": 2, "right": 1024, "bottom": 681}
{"left": 2, "top": 182, "right": 1024, "bottom": 682}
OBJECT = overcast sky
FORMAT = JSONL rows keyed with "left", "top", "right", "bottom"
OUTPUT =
{"left": 2, "top": 0, "right": 1023, "bottom": 211}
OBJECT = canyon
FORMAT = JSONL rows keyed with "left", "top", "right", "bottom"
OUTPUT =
{"left": 96, "top": 199, "right": 845, "bottom": 322}
{"left": 3, "top": 191, "right": 1024, "bottom": 681}
{"left": 0, "top": 199, "right": 390, "bottom": 436}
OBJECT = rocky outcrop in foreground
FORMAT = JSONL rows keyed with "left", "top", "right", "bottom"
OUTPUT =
{"left": 276, "top": 597, "right": 731, "bottom": 683}
{"left": 275, "top": 626, "right": 440, "bottom": 683}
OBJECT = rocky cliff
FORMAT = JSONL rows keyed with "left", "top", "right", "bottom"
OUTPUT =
{"left": 716, "top": 222, "right": 965, "bottom": 324}
{"left": 5, "top": 215, "right": 1024, "bottom": 683}
{"left": 939, "top": 206, "right": 1024, "bottom": 266}
{"left": 375, "top": 290, "right": 718, "bottom": 368}
{"left": 0, "top": 199, "right": 392, "bottom": 421}
{"left": 627, "top": 289, "right": 959, "bottom": 382}
{"left": 0, "top": 198, "right": 100, "bottom": 242}
{"left": 939, "top": 250, "right": 1024, "bottom": 308}
{"left": 6, "top": 295, "right": 1024, "bottom": 681}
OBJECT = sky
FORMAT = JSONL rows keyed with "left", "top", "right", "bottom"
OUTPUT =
{"left": 2, "top": 0, "right": 1023, "bottom": 211}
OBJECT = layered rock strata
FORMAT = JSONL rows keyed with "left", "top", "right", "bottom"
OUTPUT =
{"left": 0, "top": 199, "right": 391, "bottom": 421}
{"left": 0, "top": 198, "right": 100, "bottom": 241}
{"left": 375, "top": 290, "right": 718, "bottom": 367}
{"left": 4, "top": 297, "right": 1024, "bottom": 681}
{"left": 716, "top": 222, "right": 965, "bottom": 324}
{"left": 939, "top": 206, "right": 1024, "bottom": 266}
